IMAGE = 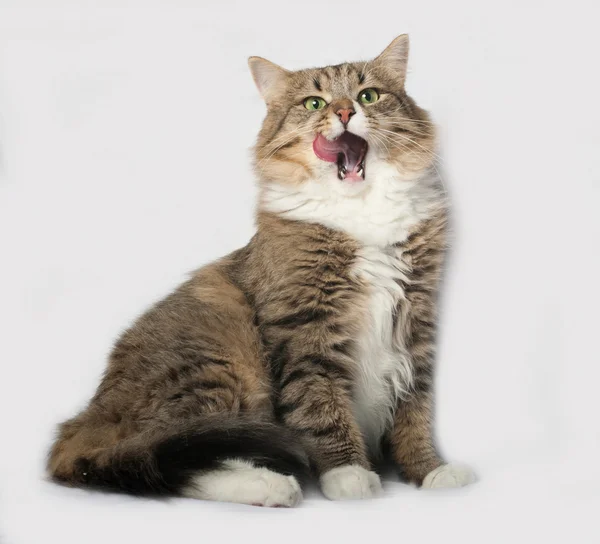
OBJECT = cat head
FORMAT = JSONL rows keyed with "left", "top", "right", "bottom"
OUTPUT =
{"left": 249, "top": 35, "right": 436, "bottom": 199}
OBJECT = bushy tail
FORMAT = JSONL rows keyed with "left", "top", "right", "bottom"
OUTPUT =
{"left": 48, "top": 416, "right": 309, "bottom": 496}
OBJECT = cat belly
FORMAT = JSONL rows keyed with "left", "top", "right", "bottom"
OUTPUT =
{"left": 351, "top": 245, "right": 413, "bottom": 453}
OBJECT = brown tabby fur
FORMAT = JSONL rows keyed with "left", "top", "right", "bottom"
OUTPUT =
{"left": 390, "top": 211, "right": 447, "bottom": 483}
{"left": 49, "top": 35, "right": 452, "bottom": 496}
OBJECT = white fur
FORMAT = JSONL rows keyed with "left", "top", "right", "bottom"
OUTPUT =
{"left": 261, "top": 155, "right": 444, "bottom": 247}
{"left": 422, "top": 463, "right": 477, "bottom": 489}
{"left": 351, "top": 244, "right": 413, "bottom": 451}
{"left": 320, "top": 464, "right": 382, "bottom": 500}
{"left": 182, "top": 459, "right": 302, "bottom": 507}
{"left": 348, "top": 100, "right": 370, "bottom": 139}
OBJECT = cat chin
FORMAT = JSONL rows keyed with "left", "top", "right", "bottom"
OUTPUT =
{"left": 333, "top": 177, "right": 371, "bottom": 196}
{"left": 308, "top": 169, "right": 370, "bottom": 197}
{"left": 310, "top": 161, "right": 373, "bottom": 196}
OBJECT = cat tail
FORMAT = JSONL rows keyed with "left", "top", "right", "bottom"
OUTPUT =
{"left": 48, "top": 415, "right": 310, "bottom": 496}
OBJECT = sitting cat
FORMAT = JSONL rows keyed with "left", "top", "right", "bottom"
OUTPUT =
{"left": 48, "top": 35, "right": 475, "bottom": 507}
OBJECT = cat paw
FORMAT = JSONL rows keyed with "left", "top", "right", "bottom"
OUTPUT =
{"left": 421, "top": 463, "right": 476, "bottom": 489}
{"left": 320, "top": 464, "right": 382, "bottom": 500}
{"left": 183, "top": 460, "right": 303, "bottom": 507}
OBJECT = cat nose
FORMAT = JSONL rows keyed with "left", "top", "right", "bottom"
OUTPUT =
{"left": 336, "top": 107, "right": 355, "bottom": 127}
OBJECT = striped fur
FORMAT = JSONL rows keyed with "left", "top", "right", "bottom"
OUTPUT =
{"left": 48, "top": 35, "right": 474, "bottom": 506}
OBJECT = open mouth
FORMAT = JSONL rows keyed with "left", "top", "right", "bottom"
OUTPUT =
{"left": 312, "top": 132, "right": 368, "bottom": 181}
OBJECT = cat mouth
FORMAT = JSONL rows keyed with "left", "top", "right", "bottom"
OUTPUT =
{"left": 312, "top": 132, "right": 368, "bottom": 181}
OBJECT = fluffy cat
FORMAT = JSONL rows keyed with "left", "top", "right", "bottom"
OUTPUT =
{"left": 48, "top": 35, "right": 475, "bottom": 506}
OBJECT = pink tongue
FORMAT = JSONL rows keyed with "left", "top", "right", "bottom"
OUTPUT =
{"left": 312, "top": 132, "right": 367, "bottom": 177}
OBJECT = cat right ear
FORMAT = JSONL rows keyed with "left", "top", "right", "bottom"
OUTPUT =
{"left": 248, "top": 57, "right": 289, "bottom": 103}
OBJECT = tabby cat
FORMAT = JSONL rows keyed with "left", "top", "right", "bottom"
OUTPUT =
{"left": 48, "top": 35, "right": 475, "bottom": 506}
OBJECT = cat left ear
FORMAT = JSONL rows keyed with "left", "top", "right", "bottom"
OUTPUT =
{"left": 374, "top": 34, "right": 410, "bottom": 84}
{"left": 248, "top": 56, "right": 290, "bottom": 103}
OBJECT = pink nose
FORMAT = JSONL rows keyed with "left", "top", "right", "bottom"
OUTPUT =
{"left": 336, "top": 107, "right": 355, "bottom": 126}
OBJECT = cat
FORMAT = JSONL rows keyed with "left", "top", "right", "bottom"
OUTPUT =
{"left": 48, "top": 35, "right": 475, "bottom": 507}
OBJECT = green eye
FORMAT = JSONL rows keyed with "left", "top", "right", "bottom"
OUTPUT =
{"left": 303, "top": 97, "right": 327, "bottom": 111}
{"left": 358, "top": 88, "right": 380, "bottom": 105}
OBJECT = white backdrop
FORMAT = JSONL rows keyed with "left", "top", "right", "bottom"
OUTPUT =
{"left": 1, "top": 1, "right": 598, "bottom": 543}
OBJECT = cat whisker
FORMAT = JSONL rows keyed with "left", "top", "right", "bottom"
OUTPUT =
{"left": 261, "top": 126, "right": 315, "bottom": 155}
{"left": 373, "top": 114, "right": 435, "bottom": 126}
{"left": 371, "top": 121, "right": 433, "bottom": 138}
{"left": 376, "top": 128, "right": 444, "bottom": 163}
{"left": 367, "top": 130, "right": 392, "bottom": 156}
{"left": 370, "top": 115, "right": 435, "bottom": 136}
{"left": 256, "top": 127, "right": 316, "bottom": 168}
{"left": 373, "top": 129, "right": 447, "bottom": 195}
{"left": 371, "top": 129, "right": 416, "bottom": 157}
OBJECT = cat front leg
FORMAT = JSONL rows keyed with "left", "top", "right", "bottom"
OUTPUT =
{"left": 390, "top": 390, "right": 443, "bottom": 485}
{"left": 273, "top": 348, "right": 382, "bottom": 500}
{"left": 390, "top": 211, "right": 476, "bottom": 488}
{"left": 390, "top": 392, "right": 476, "bottom": 488}
{"left": 257, "top": 215, "right": 383, "bottom": 500}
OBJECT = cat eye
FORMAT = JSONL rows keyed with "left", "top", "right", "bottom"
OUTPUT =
{"left": 303, "top": 97, "right": 327, "bottom": 111}
{"left": 358, "top": 88, "right": 380, "bottom": 105}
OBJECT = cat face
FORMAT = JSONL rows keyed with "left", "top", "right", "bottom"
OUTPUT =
{"left": 249, "top": 35, "right": 436, "bottom": 196}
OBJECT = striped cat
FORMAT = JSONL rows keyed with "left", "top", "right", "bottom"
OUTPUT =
{"left": 48, "top": 35, "right": 475, "bottom": 506}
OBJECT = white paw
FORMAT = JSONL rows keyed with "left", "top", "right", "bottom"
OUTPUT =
{"left": 320, "top": 464, "right": 382, "bottom": 500}
{"left": 183, "top": 459, "right": 302, "bottom": 507}
{"left": 421, "top": 463, "right": 476, "bottom": 489}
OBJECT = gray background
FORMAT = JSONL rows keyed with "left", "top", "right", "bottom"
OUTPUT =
{"left": 0, "top": 1, "right": 598, "bottom": 542}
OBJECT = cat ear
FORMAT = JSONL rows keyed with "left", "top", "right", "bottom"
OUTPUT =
{"left": 248, "top": 57, "right": 289, "bottom": 103}
{"left": 374, "top": 34, "right": 410, "bottom": 83}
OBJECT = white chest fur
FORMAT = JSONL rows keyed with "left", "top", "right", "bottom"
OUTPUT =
{"left": 261, "top": 160, "right": 445, "bottom": 247}
{"left": 351, "top": 245, "right": 413, "bottom": 452}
